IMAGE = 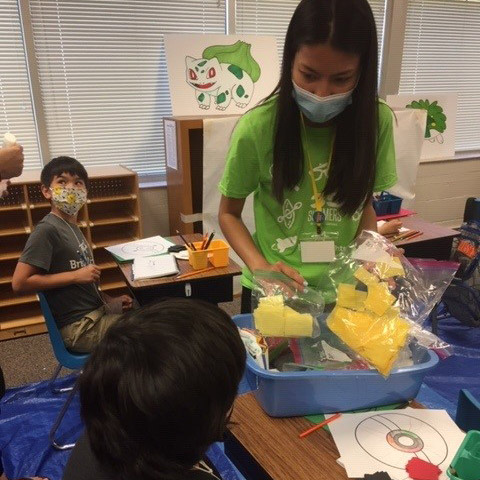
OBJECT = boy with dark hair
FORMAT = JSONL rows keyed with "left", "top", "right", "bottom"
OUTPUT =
{"left": 63, "top": 298, "right": 246, "bottom": 480}
{"left": 12, "top": 156, "right": 133, "bottom": 352}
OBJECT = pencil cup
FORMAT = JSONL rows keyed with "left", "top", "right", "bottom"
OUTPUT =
{"left": 188, "top": 242, "right": 209, "bottom": 270}
{"left": 207, "top": 239, "right": 230, "bottom": 267}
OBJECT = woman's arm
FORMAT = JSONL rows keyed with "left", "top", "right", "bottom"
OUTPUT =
{"left": 356, "top": 198, "right": 377, "bottom": 236}
{"left": 219, "top": 195, "right": 306, "bottom": 289}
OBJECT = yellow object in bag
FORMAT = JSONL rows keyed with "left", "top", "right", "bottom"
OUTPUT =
{"left": 327, "top": 306, "right": 410, "bottom": 376}
{"left": 337, "top": 283, "right": 367, "bottom": 311}
{"left": 364, "top": 282, "right": 396, "bottom": 316}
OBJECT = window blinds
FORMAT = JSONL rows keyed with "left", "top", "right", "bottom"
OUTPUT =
{"left": 29, "top": 0, "right": 226, "bottom": 177}
{"left": 0, "top": 0, "right": 41, "bottom": 170}
{"left": 399, "top": 0, "right": 480, "bottom": 152}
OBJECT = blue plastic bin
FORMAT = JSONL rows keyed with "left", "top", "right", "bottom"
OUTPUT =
{"left": 234, "top": 314, "right": 439, "bottom": 417}
{"left": 373, "top": 191, "right": 403, "bottom": 216}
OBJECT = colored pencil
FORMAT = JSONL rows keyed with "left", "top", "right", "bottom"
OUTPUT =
{"left": 402, "top": 231, "right": 423, "bottom": 242}
{"left": 299, "top": 413, "right": 342, "bottom": 439}
{"left": 176, "top": 230, "right": 196, "bottom": 251}
{"left": 392, "top": 230, "right": 419, "bottom": 242}
{"left": 176, "top": 266, "right": 216, "bottom": 280}
{"left": 204, "top": 231, "right": 215, "bottom": 250}
{"left": 200, "top": 231, "right": 209, "bottom": 250}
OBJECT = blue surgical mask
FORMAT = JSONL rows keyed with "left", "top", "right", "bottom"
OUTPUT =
{"left": 292, "top": 80, "right": 354, "bottom": 123}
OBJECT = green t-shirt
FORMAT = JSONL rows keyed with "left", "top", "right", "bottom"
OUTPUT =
{"left": 219, "top": 97, "right": 397, "bottom": 301}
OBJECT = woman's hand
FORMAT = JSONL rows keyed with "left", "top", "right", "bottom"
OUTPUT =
{"left": 255, "top": 261, "right": 307, "bottom": 293}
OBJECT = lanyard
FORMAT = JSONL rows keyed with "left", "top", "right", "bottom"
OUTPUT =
{"left": 300, "top": 113, "right": 336, "bottom": 233}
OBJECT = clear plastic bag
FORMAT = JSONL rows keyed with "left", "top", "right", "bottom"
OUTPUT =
{"left": 325, "top": 231, "right": 455, "bottom": 376}
{"left": 252, "top": 270, "right": 324, "bottom": 338}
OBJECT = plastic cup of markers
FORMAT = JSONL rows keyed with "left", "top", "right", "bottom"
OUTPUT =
{"left": 187, "top": 242, "right": 209, "bottom": 270}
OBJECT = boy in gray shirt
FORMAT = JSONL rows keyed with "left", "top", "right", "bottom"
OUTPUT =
{"left": 12, "top": 156, "right": 133, "bottom": 352}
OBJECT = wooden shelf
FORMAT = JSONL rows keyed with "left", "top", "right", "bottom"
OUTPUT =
{"left": 0, "top": 226, "right": 31, "bottom": 237}
{"left": 0, "top": 251, "right": 22, "bottom": 261}
{"left": 93, "top": 236, "right": 138, "bottom": 249}
{"left": 88, "top": 193, "right": 137, "bottom": 204}
{"left": 98, "top": 261, "right": 118, "bottom": 270}
{"left": 0, "top": 275, "right": 13, "bottom": 285}
{"left": 0, "top": 294, "right": 37, "bottom": 308}
{"left": 89, "top": 214, "right": 139, "bottom": 227}
{"left": 0, "top": 315, "right": 44, "bottom": 330}
{"left": 0, "top": 204, "right": 27, "bottom": 212}
{"left": 100, "top": 280, "right": 127, "bottom": 291}
{"left": 29, "top": 202, "right": 50, "bottom": 209}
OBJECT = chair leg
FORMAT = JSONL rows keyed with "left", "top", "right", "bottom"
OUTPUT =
{"left": 49, "top": 363, "right": 76, "bottom": 394}
{"left": 50, "top": 380, "right": 80, "bottom": 450}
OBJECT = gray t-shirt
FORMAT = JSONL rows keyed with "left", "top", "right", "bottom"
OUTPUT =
{"left": 20, "top": 213, "right": 103, "bottom": 328}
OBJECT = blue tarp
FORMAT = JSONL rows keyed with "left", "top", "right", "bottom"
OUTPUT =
{"left": 0, "top": 313, "right": 478, "bottom": 479}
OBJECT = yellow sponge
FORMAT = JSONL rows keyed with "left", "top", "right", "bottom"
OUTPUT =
{"left": 337, "top": 284, "right": 367, "bottom": 311}
{"left": 254, "top": 304, "right": 285, "bottom": 337}
{"left": 327, "top": 306, "right": 410, "bottom": 376}
{"left": 354, "top": 267, "right": 379, "bottom": 286}
{"left": 376, "top": 257, "right": 405, "bottom": 279}
{"left": 259, "top": 295, "right": 284, "bottom": 307}
{"left": 284, "top": 306, "right": 314, "bottom": 337}
{"left": 364, "top": 282, "right": 396, "bottom": 316}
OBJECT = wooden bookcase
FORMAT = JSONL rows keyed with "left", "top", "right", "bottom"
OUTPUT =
{"left": 0, "top": 165, "right": 142, "bottom": 341}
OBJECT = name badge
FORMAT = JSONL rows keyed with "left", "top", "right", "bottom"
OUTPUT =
{"left": 300, "top": 241, "right": 335, "bottom": 263}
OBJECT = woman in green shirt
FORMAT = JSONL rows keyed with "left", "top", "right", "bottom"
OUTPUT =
{"left": 219, "top": 0, "right": 397, "bottom": 313}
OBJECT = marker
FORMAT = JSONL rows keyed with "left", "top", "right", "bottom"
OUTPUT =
{"left": 299, "top": 413, "right": 342, "bottom": 439}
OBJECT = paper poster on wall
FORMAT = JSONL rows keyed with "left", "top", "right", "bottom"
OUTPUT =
{"left": 164, "top": 119, "right": 177, "bottom": 170}
{"left": 386, "top": 93, "right": 457, "bottom": 162}
{"left": 164, "top": 35, "right": 279, "bottom": 116}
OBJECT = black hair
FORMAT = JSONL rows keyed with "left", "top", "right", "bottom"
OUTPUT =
{"left": 268, "top": 0, "right": 379, "bottom": 215}
{"left": 40, "top": 156, "right": 89, "bottom": 188}
{"left": 79, "top": 298, "right": 246, "bottom": 480}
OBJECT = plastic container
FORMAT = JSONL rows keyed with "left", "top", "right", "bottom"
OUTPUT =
{"left": 207, "top": 239, "right": 230, "bottom": 267}
{"left": 188, "top": 242, "right": 209, "bottom": 270}
{"left": 234, "top": 314, "right": 439, "bottom": 417}
{"left": 373, "top": 191, "right": 403, "bottom": 216}
{"left": 447, "top": 430, "right": 480, "bottom": 480}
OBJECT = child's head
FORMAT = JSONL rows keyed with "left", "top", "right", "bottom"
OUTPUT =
{"left": 40, "top": 156, "right": 89, "bottom": 216}
{"left": 40, "top": 156, "right": 89, "bottom": 191}
{"left": 283, "top": 0, "right": 377, "bottom": 99}
{"left": 271, "top": 0, "right": 380, "bottom": 216}
{"left": 79, "top": 298, "right": 246, "bottom": 480}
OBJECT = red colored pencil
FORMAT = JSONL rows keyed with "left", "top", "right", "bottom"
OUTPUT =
{"left": 299, "top": 413, "right": 342, "bottom": 438}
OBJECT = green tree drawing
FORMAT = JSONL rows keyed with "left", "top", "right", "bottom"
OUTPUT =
{"left": 406, "top": 99, "right": 447, "bottom": 138}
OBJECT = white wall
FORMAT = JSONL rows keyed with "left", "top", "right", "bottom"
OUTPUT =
{"left": 413, "top": 158, "right": 480, "bottom": 227}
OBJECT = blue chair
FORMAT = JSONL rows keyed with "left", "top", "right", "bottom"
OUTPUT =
{"left": 38, "top": 292, "right": 89, "bottom": 450}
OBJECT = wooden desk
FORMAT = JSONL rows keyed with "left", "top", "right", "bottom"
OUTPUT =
{"left": 115, "top": 234, "right": 242, "bottom": 305}
{"left": 393, "top": 216, "right": 459, "bottom": 260}
{"left": 225, "top": 393, "right": 423, "bottom": 480}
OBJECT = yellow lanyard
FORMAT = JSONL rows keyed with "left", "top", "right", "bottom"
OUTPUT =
{"left": 300, "top": 113, "right": 336, "bottom": 232}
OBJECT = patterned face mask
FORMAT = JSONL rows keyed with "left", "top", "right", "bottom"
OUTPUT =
{"left": 50, "top": 186, "right": 87, "bottom": 216}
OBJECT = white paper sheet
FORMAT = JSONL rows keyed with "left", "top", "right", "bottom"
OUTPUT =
{"left": 105, "top": 235, "right": 174, "bottom": 261}
{"left": 327, "top": 408, "right": 465, "bottom": 480}
{"left": 133, "top": 254, "right": 178, "bottom": 280}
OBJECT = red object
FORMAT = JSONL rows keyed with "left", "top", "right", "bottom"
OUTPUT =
{"left": 377, "top": 209, "right": 416, "bottom": 221}
{"left": 299, "top": 412, "right": 342, "bottom": 438}
{"left": 406, "top": 457, "right": 442, "bottom": 480}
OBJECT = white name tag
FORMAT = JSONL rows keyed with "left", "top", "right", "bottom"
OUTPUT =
{"left": 300, "top": 241, "right": 335, "bottom": 263}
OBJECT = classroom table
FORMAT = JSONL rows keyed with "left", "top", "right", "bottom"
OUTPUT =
{"left": 224, "top": 392, "right": 423, "bottom": 480}
{"left": 114, "top": 234, "right": 242, "bottom": 305}
{"left": 391, "top": 215, "right": 459, "bottom": 260}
